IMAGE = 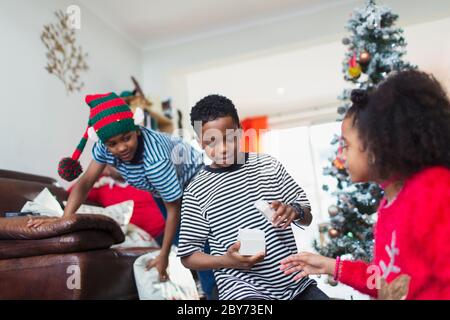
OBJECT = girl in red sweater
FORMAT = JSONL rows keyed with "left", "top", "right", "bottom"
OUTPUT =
{"left": 280, "top": 70, "right": 450, "bottom": 299}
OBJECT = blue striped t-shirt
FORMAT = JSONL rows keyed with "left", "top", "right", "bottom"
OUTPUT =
{"left": 92, "top": 126, "right": 204, "bottom": 202}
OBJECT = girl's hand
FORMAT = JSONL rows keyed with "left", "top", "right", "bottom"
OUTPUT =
{"left": 270, "top": 201, "right": 298, "bottom": 228}
{"left": 146, "top": 253, "right": 170, "bottom": 282}
{"left": 221, "top": 241, "right": 265, "bottom": 269}
{"left": 280, "top": 252, "right": 336, "bottom": 281}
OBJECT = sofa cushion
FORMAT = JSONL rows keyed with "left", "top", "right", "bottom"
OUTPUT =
{"left": 0, "top": 230, "right": 117, "bottom": 260}
{"left": 0, "top": 214, "right": 125, "bottom": 243}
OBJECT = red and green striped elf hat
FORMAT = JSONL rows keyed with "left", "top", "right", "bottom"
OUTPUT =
{"left": 58, "top": 92, "right": 136, "bottom": 181}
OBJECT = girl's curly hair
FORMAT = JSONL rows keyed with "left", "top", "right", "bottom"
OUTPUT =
{"left": 345, "top": 70, "right": 450, "bottom": 180}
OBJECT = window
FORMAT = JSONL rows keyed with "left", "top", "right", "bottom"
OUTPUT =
{"left": 262, "top": 121, "right": 341, "bottom": 251}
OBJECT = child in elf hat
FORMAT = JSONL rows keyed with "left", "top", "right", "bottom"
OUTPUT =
{"left": 27, "top": 92, "right": 204, "bottom": 282}
{"left": 280, "top": 70, "right": 450, "bottom": 299}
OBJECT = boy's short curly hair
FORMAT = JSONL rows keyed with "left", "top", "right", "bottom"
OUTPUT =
{"left": 190, "top": 94, "right": 240, "bottom": 130}
{"left": 346, "top": 70, "right": 450, "bottom": 180}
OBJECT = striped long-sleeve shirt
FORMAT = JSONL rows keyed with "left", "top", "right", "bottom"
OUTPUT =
{"left": 177, "top": 152, "right": 315, "bottom": 300}
{"left": 92, "top": 126, "right": 204, "bottom": 202}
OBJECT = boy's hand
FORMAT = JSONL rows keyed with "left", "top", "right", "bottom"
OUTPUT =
{"left": 280, "top": 252, "right": 336, "bottom": 281}
{"left": 26, "top": 216, "right": 61, "bottom": 229}
{"left": 146, "top": 253, "right": 169, "bottom": 282}
{"left": 270, "top": 201, "right": 298, "bottom": 229}
{"left": 222, "top": 241, "right": 265, "bottom": 269}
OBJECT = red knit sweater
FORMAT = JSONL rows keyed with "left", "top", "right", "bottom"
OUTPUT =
{"left": 338, "top": 166, "right": 450, "bottom": 299}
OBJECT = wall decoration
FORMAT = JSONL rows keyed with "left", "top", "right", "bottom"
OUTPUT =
{"left": 41, "top": 10, "right": 88, "bottom": 94}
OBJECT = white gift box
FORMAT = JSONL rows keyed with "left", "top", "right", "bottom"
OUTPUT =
{"left": 254, "top": 199, "right": 275, "bottom": 222}
{"left": 237, "top": 228, "right": 266, "bottom": 256}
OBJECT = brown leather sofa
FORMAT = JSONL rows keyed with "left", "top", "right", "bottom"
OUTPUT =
{"left": 0, "top": 169, "right": 157, "bottom": 299}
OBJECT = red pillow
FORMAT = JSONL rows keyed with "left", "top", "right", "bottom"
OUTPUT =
{"left": 69, "top": 183, "right": 165, "bottom": 238}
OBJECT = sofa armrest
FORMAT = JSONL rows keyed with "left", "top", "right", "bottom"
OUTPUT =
{"left": 0, "top": 230, "right": 117, "bottom": 260}
{"left": 0, "top": 214, "right": 125, "bottom": 243}
{"left": 0, "top": 247, "right": 159, "bottom": 299}
{"left": 0, "top": 169, "right": 57, "bottom": 185}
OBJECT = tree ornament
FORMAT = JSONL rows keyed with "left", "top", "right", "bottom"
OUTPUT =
{"left": 348, "top": 53, "right": 362, "bottom": 78}
{"left": 359, "top": 51, "right": 371, "bottom": 65}
{"left": 328, "top": 228, "right": 340, "bottom": 238}
{"left": 349, "top": 65, "right": 362, "bottom": 78}
{"left": 342, "top": 37, "right": 350, "bottom": 45}
{"left": 333, "top": 157, "right": 346, "bottom": 170}
{"left": 349, "top": 53, "right": 357, "bottom": 68}
{"left": 333, "top": 144, "right": 346, "bottom": 170}
{"left": 328, "top": 205, "right": 339, "bottom": 217}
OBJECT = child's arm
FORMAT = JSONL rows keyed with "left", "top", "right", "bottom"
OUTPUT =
{"left": 146, "top": 198, "right": 181, "bottom": 281}
{"left": 280, "top": 252, "right": 378, "bottom": 297}
{"left": 271, "top": 157, "right": 313, "bottom": 228}
{"left": 181, "top": 241, "right": 265, "bottom": 271}
{"left": 62, "top": 160, "right": 106, "bottom": 217}
{"left": 143, "top": 160, "right": 186, "bottom": 280}
{"left": 27, "top": 160, "right": 105, "bottom": 228}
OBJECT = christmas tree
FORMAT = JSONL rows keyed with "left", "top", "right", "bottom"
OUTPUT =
{"left": 314, "top": 0, "right": 415, "bottom": 267}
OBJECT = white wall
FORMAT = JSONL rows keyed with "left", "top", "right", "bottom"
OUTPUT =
{"left": 0, "top": 0, "right": 142, "bottom": 187}
{"left": 403, "top": 18, "right": 450, "bottom": 89}
{"left": 185, "top": 17, "right": 450, "bottom": 123}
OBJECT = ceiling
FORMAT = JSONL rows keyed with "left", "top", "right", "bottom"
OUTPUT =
{"left": 78, "top": 0, "right": 357, "bottom": 49}
{"left": 78, "top": 0, "right": 450, "bottom": 51}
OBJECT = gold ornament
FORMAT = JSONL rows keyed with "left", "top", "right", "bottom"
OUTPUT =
{"left": 348, "top": 64, "right": 362, "bottom": 78}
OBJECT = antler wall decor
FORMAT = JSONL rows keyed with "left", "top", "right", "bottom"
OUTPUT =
{"left": 41, "top": 10, "right": 88, "bottom": 94}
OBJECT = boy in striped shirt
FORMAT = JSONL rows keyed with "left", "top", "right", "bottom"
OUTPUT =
{"left": 178, "top": 94, "right": 329, "bottom": 300}
{"left": 28, "top": 92, "right": 204, "bottom": 282}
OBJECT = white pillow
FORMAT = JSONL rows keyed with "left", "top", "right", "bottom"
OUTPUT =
{"left": 133, "top": 246, "right": 200, "bottom": 300}
{"left": 21, "top": 188, "right": 64, "bottom": 217}
{"left": 112, "top": 223, "right": 158, "bottom": 248}
{"left": 64, "top": 200, "right": 134, "bottom": 234}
